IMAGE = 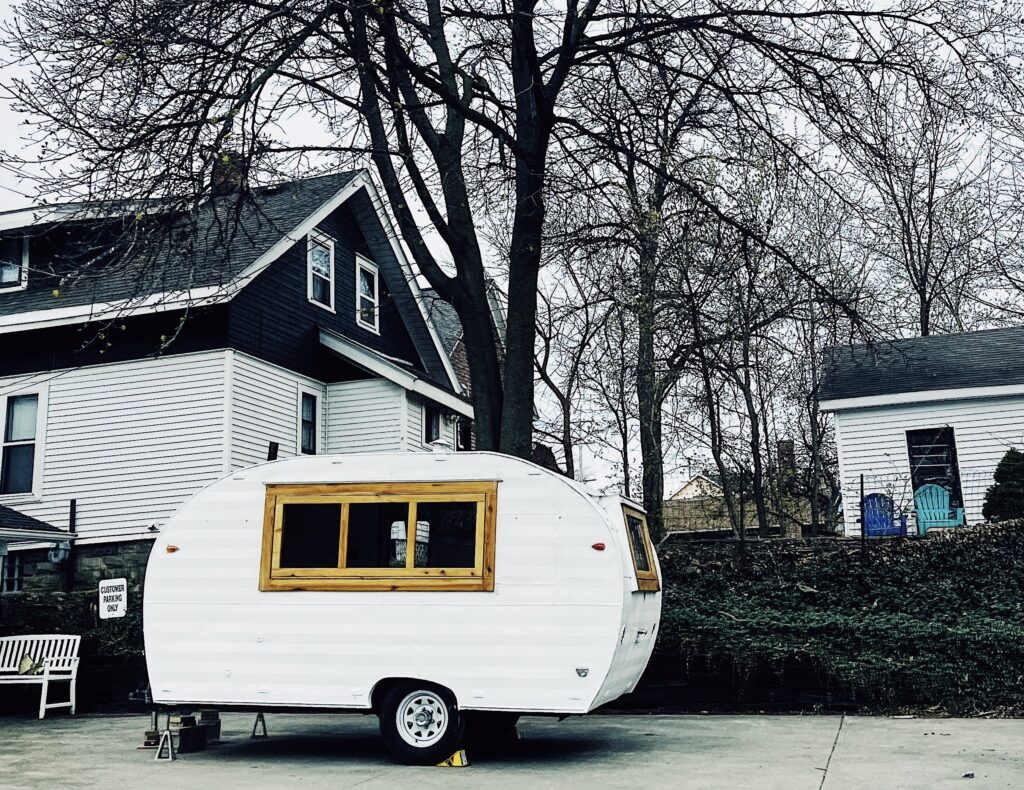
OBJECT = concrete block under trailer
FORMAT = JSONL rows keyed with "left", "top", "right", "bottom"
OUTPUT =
{"left": 143, "top": 451, "right": 661, "bottom": 764}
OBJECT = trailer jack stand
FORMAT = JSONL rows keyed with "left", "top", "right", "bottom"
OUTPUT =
{"left": 155, "top": 729, "right": 176, "bottom": 762}
{"left": 251, "top": 711, "right": 268, "bottom": 738}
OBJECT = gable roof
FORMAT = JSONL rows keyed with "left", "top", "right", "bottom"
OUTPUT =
{"left": 0, "top": 504, "right": 69, "bottom": 542}
{"left": 0, "top": 170, "right": 461, "bottom": 393}
{"left": 820, "top": 326, "right": 1024, "bottom": 407}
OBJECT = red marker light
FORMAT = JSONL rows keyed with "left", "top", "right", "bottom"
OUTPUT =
{"left": 592, "top": 543, "right": 606, "bottom": 551}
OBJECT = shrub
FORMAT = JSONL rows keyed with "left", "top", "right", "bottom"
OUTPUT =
{"left": 983, "top": 448, "right": 1024, "bottom": 522}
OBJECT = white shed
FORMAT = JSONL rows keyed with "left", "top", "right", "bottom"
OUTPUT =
{"left": 143, "top": 450, "right": 661, "bottom": 763}
{"left": 820, "top": 328, "right": 1024, "bottom": 535}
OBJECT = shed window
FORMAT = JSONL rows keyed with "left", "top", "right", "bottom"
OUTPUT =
{"left": 307, "top": 232, "right": 335, "bottom": 310}
{"left": 260, "top": 482, "right": 497, "bottom": 592}
{"left": 356, "top": 256, "right": 379, "bottom": 332}
{"left": 622, "top": 506, "right": 659, "bottom": 592}
{"left": 1, "top": 394, "right": 39, "bottom": 495}
{"left": 0, "top": 237, "right": 27, "bottom": 291}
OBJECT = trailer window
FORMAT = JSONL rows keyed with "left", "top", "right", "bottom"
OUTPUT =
{"left": 622, "top": 506, "right": 659, "bottom": 592}
{"left": 260, "top": 482, "right": 497, "bottom": 592}
{"left": 278, "top": 503, "right": 341, "bottom": 569}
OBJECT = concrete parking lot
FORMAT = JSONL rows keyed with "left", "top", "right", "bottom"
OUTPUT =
{"left": 1, "top": 712, "right": 1022, "bottom": 789}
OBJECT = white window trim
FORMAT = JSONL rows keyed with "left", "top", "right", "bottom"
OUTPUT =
{"left": 0, "top": 384, "right": 47, "bottom": 504}
{"left": 355, "top": 254, "right": 380, "bottom": 334}
{"left": 306, "top": 230, "right": 336, "bottom": 313}
{"left": 0, "top": 237, "right": 29, "bottom": 294}
{"left": 296, "top": 386, "right": 320, "bottom": 456}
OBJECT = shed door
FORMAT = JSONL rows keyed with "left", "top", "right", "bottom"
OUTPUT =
{"left": 905, "top": 427, "right": 963, "bottom": 511}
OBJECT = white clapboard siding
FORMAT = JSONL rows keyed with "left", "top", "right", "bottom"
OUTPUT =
{"left": 405, "top": 392, "right": 456, "bottom": 451}
{"left": 834, "top": 394, "right": 1024, "bottom": 533}
{"left": 0, "top": 351, "right": 228, "bottom": 543}
{"left": 229, "top": 352, "right": 327, "bottom": 470}
{"left": 324, "top": 379, "right": 404, "bottom": 453}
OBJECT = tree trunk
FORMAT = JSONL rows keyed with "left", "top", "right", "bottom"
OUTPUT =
{"left": 636, "top": 244, "right": 664, "bottom": 538}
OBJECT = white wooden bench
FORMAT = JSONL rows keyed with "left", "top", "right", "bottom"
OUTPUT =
{"left": 0, "top": 634, "right": 81, "bottom": 718}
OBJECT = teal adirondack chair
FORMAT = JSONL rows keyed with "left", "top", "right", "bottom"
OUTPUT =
{"left": 914, "top": 484, "right": 965, "bottom": 535}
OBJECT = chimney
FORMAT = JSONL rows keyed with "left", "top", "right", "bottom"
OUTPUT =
{"left": 210, "top": 151, "right": 246, "bottom": 196}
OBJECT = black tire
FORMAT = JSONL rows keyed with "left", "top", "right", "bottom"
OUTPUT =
{"left": 378, "top": 681, "right": 465, "bottom": 766}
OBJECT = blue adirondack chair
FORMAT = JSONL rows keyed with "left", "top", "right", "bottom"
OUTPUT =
{"left": 863, "top": 493, "right": 907, "bottom": 537}
{"left": 914, "top": 484, "right": 965, "bottom": 535}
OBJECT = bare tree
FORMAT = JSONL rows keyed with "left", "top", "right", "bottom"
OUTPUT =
{"left": 6, "top": 0, "right": 1010, "bottom": 461}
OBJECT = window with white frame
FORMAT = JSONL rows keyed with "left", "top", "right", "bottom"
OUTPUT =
{"left": 299, "top": 391, "right": 318, "bottom": 455}
{"left": 1, "top": 552, "right": 23, "bottom": 594}
{"left": 1, "top": 394, "right": 40, "bottom": 496}
{"left": 307, "top": 231, "right": 335, "bottom": 310}
{"left": 356, "top": 256, "right": 379, "bottom": 332}
{"left": 0, "top": 237, "right": 27, "bottom": 292}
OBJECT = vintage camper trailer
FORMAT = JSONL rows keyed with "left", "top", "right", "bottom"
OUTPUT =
{"left": 143, "top": 451, "right": 661, "bottom": 764}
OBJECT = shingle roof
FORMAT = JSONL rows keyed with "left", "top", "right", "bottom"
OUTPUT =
{"left": 0, "top": 504, "right": 62, "bottom": 535}
{"left": 0, "top": 171, "right": 360, "bottom": 318}
{"left": 420, "top": 288, "right": 463, "bottom": 353}
{"left": 820, "top": 326, "right": 1024, "bottom": 402}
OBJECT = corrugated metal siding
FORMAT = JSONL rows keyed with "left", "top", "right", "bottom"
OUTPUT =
{"left": 833, "top": 395, "right": 1024, "bottom": 533}
{"left": 0, "top": 351, "right": 227, "bottom": 542}
{"left": 230, "top": 352, "right": 327, "bottom": 469}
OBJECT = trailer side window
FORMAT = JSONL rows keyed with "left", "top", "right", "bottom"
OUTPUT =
{"left": 260, "top": 482, "right": 497, "bottom": 592}
{"left": 621, "top": 506, "right": 659, "bottom": 592}
{"left": 278, "top": 503, "right": 342, "bottom": 569}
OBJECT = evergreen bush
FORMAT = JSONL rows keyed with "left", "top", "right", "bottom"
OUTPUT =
{"left": 982, "top": 448, "right": 1024, "bottom": 522}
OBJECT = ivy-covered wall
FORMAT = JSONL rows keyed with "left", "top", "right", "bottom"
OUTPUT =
{"left": 647, "top": 522, "right": 1024, "bottom": 714}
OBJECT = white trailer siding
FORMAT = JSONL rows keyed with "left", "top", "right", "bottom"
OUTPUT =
{"left": 0, "top": 351, "right": 227, "bottom": 544}
{"left": 833, "top": 393, "right": 1024, "bottom": 533}
{"left": 324, "top": 379, "right": 404, "bottom": 453}
{"left": 144, "top": 452, "right": 660, "bottom": 714}
{"left": 229, "top": 352, "right": 327, "bottom": 469}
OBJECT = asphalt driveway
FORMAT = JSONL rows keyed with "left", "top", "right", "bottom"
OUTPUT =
{"left": 1, "top": 712, "right": 1021, "bottom": 789}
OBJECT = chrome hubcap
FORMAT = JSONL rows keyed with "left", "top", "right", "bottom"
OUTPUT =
{"left": 397, "top": 690, "right": 448, "bottom": 748}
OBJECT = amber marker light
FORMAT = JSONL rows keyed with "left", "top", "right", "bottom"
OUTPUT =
{"left": 165, "top": 545, "right": 180, "bottom": 553}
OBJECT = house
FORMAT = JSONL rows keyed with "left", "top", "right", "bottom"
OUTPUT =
{"left": 669, "top": 474, "right": 723, "bottom": 500}
{"left": 820, "top": 327, "right": 1024, "bottom": 535}
{"left": 0, "top": 170, "right": 478, "bottom": 593}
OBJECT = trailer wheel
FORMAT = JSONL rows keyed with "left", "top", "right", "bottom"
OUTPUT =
{"left": 379, "top": 681, "right": 465, "bottom": 765}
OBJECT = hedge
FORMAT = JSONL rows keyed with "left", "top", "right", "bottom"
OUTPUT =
{"left": 654, "top": 522, "right": 1024, "bottom": 714}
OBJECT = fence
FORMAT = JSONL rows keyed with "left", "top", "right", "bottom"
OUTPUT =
{"left": 841, "top": 469, "right": 994, "bottom": 537}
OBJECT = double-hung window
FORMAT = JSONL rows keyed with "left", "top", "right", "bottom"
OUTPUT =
{"left": 424, "top": 405, "right": 442, "bottom": 444}
{"left": 1, "top": 393, "right": 40, "bottom": 496}
{"left": 0, "top": 237, "right": 27, "bottom": 292}
{"left": 307, "top": 231, "right": 335, "bottom": 311}
{"left": 356, "top": 255, "right": 379, "bottom": 332}
{"left": 1, "top": 552, "right": 23, "bottom": 594}
{"left": 299, "top": 391, "right": 317, "bottom": 455}
{"left": 260, "top": 481, "right": 497, "bottom": 592}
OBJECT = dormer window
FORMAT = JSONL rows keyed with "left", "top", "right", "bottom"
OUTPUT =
{"left": 307, "top": 230, "right": 335, "bottom": 311}
{"left": 356, "top": 255, "right": 379, "bottom": 333}
{"left": 0, "top": 237, "right": 27, "bottom": 292}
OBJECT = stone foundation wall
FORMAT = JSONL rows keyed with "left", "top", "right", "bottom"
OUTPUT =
{"left": 17, "top": 539, "right": 154, "bottom": 593}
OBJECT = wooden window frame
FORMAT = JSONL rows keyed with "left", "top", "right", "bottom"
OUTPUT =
{"left": 355, "top": 254, "right": 380, "bottom": 333}
{"left": 306, "top": 230, "right": 335, "bottom": 312}
{"left": 260, "top": 481, "right": 498, "bottom": 592}
{"left": 621, "top": 505, "right": 660, "bottom": 592}
{"left": 0, "top": 237, "right": 28, "bottom": 293}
